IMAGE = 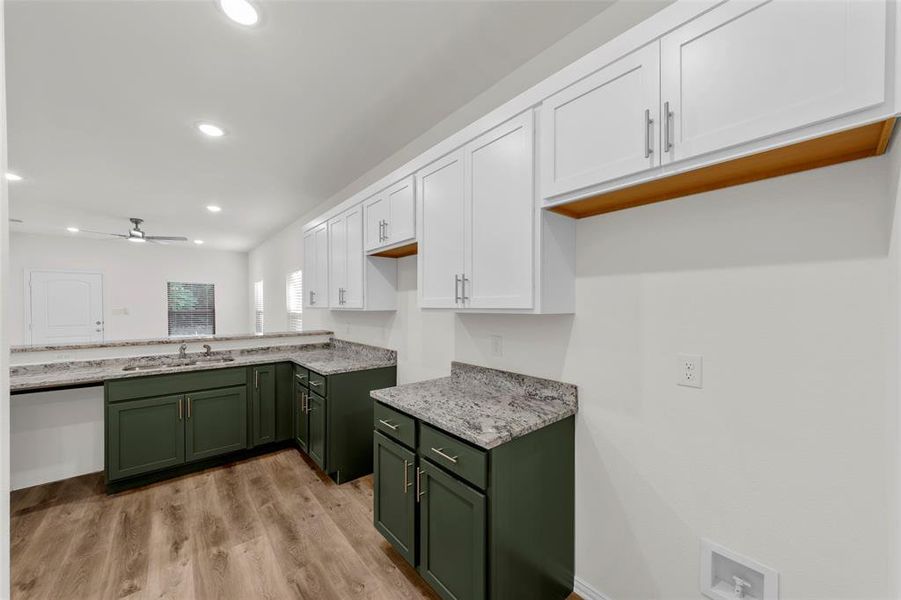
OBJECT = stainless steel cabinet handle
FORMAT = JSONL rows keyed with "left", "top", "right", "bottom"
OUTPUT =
{"left": 310, "top": 380, "right": 322, "bottom": 387}
{"left": 296, "top": 373, "right": 306, "bottom": 382}
{"left": 378, "top": 419, "right": 399, "bottom": 431}
{"left": 461, "top": 276, "right": 469, "bottom": 303}
{"left": 302, "top": 391, "right": 308, "bottom": 413}
{"left": 403, "top": 459, "right": 409, "bottom": 494}
{"left": 255, "top": 370, "right": 259, "bottom": 389}
{"left": 186, "top": 396, "right": 192, "bottom": 419}
{"left": 416, "top": 466, "right": 425, "bottom": 502}
{"left": 309, "top": 290, "right": 316, "bottom": 305}
{"left": 178, "top": 398, "right": 183, "bottom": 420}
{"left": 644, "top": 108, "right": 653, "bottom": 159}
{"left": 430, "top": 447, "right": 458, "bottom": 464}
{"left": 455, "top": 274, "right": 462, "bottom": 304}
{"left": 664, "top": 101, "right": 673, "bottom": 152}
{"left": 383, "top": 219, "right": 389, "bottom": 241}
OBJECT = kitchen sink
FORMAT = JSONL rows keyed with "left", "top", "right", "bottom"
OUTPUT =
{"left": 122, "top": 360, "right": 197, "bottom": 372}
{"left": 196, "top": 356, "right": 236, "bottom": 364}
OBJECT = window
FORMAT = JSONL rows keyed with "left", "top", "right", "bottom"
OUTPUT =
{"left": 286, "top": 270, "right": 303, "bottom": 332}
{"left": 254, "top": 280, "right": 264, "bottom": 334}
{"left": 167, "top": 282, "right": 215, "bottom": 336}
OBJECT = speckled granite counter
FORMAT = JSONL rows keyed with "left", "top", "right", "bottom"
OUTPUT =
{"left": 370, "top": 362, "right": 577, "bottom": 449}
{"left": 11, "top": 330, "right": 333, "bottom": 353}
{"left": 11, "top": 338, "right": 396, "bottom": 393}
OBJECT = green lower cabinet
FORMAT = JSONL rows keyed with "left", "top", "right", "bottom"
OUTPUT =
{"left": 251, "top": 365, "right": 276, "bottom": 446}
{"left": 107, "top": 394, "right": 185, "bottom": 481}
{"left": 373, "top": 432, "right": 416, "bottom": 565}
{"left": 418, "top": 459, "right": 486, "bottom": 600}
{"left": 185, "top": 386, "right": 247, "bottom": 462}
{"left": 308, "top": 391, "right": 327, "bottom": 469}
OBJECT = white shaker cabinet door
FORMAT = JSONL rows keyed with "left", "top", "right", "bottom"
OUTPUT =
{"left": 343, "top": 206, "right": 364, "bottom": 309}
{"left": 386, "top": 176, "right": 415, "bottom": 245}
{"left": 465, "top": 112, "right": 534, "bottom": 310}
{"left": 417, "top": 150, "right": 466, "bottom": 309}
{"left": 302, "top": 230, "right": 317, "bottom": 308}
{"left": 540, "top": 42, "right": 660, "bottom": 199}
{"left": 364, "top": 193, "right": 389, "bottom": 252}
{"left": 303, "top": 224, "right": 328, "bottom": 308}
{"left": 328, "top": 215, "right": 346, "bottom": 309}
{"left": 660, "top": 0, "right": 886, "bottom": 164}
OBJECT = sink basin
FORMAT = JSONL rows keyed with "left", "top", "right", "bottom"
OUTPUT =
{"left": 196, "top": 356, "right": 236, "bottom": 364}
{"left": 122, "top": 360, "right": 197, "bottom": 372}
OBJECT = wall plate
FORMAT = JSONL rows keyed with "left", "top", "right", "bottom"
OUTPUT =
{"left": 701, "top": 539, "right": 778, "bottom": 600}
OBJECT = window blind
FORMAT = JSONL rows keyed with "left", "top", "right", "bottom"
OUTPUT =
{"left": 167, "top": 282, "right": 215, "bottom": 336}
{"left": 254, "top": 280, "right": 264, "bottom": 334}
{"left": 286, "top": 270, "right": 303, "bottom": 332}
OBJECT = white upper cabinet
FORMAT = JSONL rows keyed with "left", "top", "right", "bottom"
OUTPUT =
{"left": 660, "top": 0, "right": 886, "bottom": 163}
{"left": 321, "top": 204, "right": 397, "bottom": 312}
{"left": 417, "top": 151, "right": 466, "bottom": 309}
{"left": 364, "top": 175, "right": 416, "bottom": 253}
{"left": 540, "top": 42, "right": 660, "bottom": 199}
{"left": 418, "top": 111, "right": 575, "bottom": 313}
{"left": 302, "top": 223, "right": 328, "bottom": 309}
{"left": 466, "top": 112, "right": 534, "bottom": 309}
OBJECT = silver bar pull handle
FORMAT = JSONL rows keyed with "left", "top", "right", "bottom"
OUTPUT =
{"left": 378, "top": 419, "right": 399, "bottom": 431}
{"left": 255, "top": 370, "right": 259, "bottom": 389}
{"left": 383, "top": 219, "right": 389, "bottom": 241}
{"left": 461, "top": 276, "right": 469, "bottom": 303}
{"left": 403, "top": 459, "right": 409, "bottom": 494}
{"left": 186, "top": 396, "right": 192, "bottom": 419}
{"left": 430, "top": 447, "right": 458, "bottom": 464}
{"left": 454, "top": 274, "right": 462, "bottom": 304}
{"left": 416, "top": 467, "right": 425, "bottom": 502}
{"left": 178, "top": 398, "right": 183, "bottom": 421}
{"left": 644, "top": 108, "right": 653, "bottom": 158}
{"left": 664, "top": 101, "right": 673, "bottom": 152}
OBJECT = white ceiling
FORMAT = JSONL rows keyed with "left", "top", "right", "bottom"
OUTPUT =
{"left": 6, "top": 0, "right": 614, "bottom": 251}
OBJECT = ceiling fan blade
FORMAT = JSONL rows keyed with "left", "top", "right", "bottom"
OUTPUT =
{"left": 146, "top": 236, "right": 188, "bottom": 241}
{"left": 81, "top": 230, "right": 128, "bottom": 238}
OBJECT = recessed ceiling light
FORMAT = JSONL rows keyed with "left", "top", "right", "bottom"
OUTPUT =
{"left": 206, "top": 205, "right": 222, "bottom": 213}
{"left": 5, "top": 172, "right": 22, "bottom": 181}
{"left": 197, "top": 122, "right": 225, "bottom": 137}
{"left": 219, "top": 0, "right": 259, "bottom": 26}
{"left": 66, "top": 226, "right": 80, "bottom": 233}
{"left": 194, "top": 240, "right": 204, "bottom": 245}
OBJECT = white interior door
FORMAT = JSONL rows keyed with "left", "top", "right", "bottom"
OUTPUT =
{"left": 28, "top": 270, "right": 103, "bottom": 344}
{"left": 417, "top": 150, "right": 466, "bottom": 309}
{"left": 466, "top": 113, "right": 534, "bottom": 309}
{"left": 540, "top": 42, "right": 660, "bottom": 199}
{"left": 660, "top": 0, "right": 886, "bottom": 163}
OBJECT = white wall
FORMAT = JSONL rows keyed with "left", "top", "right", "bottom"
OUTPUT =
{"left": 9, "top": 232, "right": 251, "bottom": 345}
{"left": 0, "top": 1, "right": 10, "bottom": 596}
{"left": 248, "top": 6, "right": 901, "bottom": 598}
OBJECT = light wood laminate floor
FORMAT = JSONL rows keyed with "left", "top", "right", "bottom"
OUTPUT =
{"left": 11, "top": 448, "right": 581, "bottom": 600}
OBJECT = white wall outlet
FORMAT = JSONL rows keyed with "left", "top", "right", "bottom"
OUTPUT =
{"left": 678, "top": 354, "right": 703, "bottom": 388}
{"left": 489, "top": 334, "right": 503, "bottom": 357}
{"left": 701, "top": 539, "right": 779, "bottom": 600}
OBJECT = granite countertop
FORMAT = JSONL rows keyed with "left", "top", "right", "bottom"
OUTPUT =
{"left": 370, "top": 362, "right": 577, "bottom": 450}
{"left": 11, "top": 330, "right": 334, "bottom": 353}
{"left": 10, "top": 339, "right": 396, "bottom": 393}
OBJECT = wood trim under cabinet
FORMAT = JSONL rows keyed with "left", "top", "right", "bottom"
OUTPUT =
{"left": 370, "top": 242, "right": 418, "bottom": 258}
{"left": 549, "top": 118, "right": 897, "bottom": 219}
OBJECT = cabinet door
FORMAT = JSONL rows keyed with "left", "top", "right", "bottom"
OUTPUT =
{"left": 107, "top": 394, "right": 185, "bottom": 481}
{"left": 328, "top": 215, "right": 347, "bottom": 309}
{"left": 343, "top": 205, "right": 364, "bottom": 309}
{"left": 308, "top": 391, "right": 327, "bottom": 470}
{"left": 418, "top": 150, "right": 466, "bottom": 309}
{"left": 251, "top": 365, "right": 277, "bottom": 446}
{"left": 314, "top": 224, "right": 329, "bottom": 306}
{"left": 295, "top": 381, "right": 309, "bottom": 452}
{"left": 418, "top": 460, "right": 486, "bottom": 600}
{"left": 660, "top": 0, "right": 886, "bottom": 164}
{"left": 302, "top": 230, "right": 318, "bottom": 308}
{"left": 185, "top": 386, "right": 247, "bottom": 462}
{"left": 386, "top": 176, "right": 415, "bottom": 245}
{"left": 540, "top": 42, "right": 659, "bottom": 199}
{"left": 465, "top": 113, "right": 534, "bottom": 310}
{"left": 364, "top": 193, "right": 389, "bottom": 252}
{"left": 373, "top": 432, "right": 416, "bottom": 565}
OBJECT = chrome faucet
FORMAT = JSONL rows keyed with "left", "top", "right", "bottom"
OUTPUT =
{"left": 179, "top": 343, "right": 188, "bottom": 359}
{"left": 203, "top": 344, "right": 212, "bottom": 357}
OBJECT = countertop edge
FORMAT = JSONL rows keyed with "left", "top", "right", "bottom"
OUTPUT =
{"left": 11, "top": 330, "right": 335, "bottom": 353}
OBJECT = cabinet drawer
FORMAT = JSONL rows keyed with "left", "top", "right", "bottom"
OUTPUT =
{"left": 294, "top": 365, "right": 309, "bottom": 388}
{"left": 308, "top": 371, "right": 327, "bottom": 396}
{"left": 418, "top": 424, "right": 487, "bottom": 489}
{"left": 374, "top": 402, "right": 416, "bottom": 448}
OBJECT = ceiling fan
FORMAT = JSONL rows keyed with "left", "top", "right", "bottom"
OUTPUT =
{"left": 82, "top": 217, "right": 188, "bottom": 243}
{"left": 84, "top": 217, "right": 188, "bottom": 244}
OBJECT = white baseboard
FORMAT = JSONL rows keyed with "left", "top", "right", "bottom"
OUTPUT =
{"left": 574, "top": 577, "right": 613, "bottom": 600}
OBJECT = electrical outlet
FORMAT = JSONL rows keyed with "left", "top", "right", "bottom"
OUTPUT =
{"left": 678, "top": 354, "right": 703, "bottom": 388}
{"left": 489, "top": 335, "right": 503, "bottom": 357}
